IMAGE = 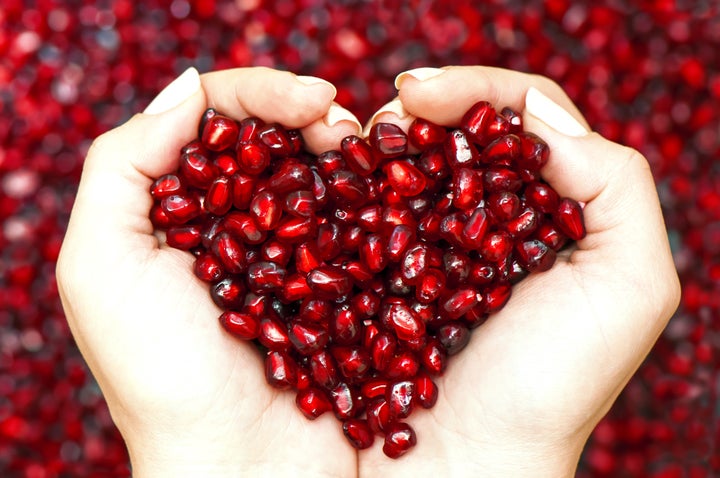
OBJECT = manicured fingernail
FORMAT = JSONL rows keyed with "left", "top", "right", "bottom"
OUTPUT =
{"left": 394, "top": 67, "right": 446, "bottom": 89}
{"left": 525, "top": 87, "right": 589, "bottom": 137}
{"left": 369, "top": 99, "right": 408, "bottom": 125}
{"left": 143, "top": 67, "right": 201, "bottom": 115}
{"left": 325, "top": 104, "right": 362, "bottom": 134}
{"left": 296, "top": 75, "right": 337, "bottom": 97}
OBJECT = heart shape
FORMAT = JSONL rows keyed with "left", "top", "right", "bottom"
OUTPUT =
{"left": 148, "top": 100, "right": 586, "bottom": 458}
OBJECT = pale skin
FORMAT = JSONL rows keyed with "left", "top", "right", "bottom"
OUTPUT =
{"left": 56, "top": 66, "right": 680, "bottom": 477}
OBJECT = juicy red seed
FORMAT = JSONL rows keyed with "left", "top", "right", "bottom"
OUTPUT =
{"left": 295, "top": 241, "right": 323, "bottom": 274}
{"left": 440, "top": 288, "right": 479, "bottom": 320}
{"left": 401, "top": 242, "right": 430, "bottom": 284}
{"left": 437, "top": 323, "right": 471, "bottom": 355}
{"left": 249, "top": 190, "right": 282, "bottom": 231}
{"left": 534, "top": 222, "right": 568, "bottom": 251}
{"left": 210, "top": 276, "right": 246, "bottom": 310}
{"left": 371, "top": 332, "right": 397, "bottom": 372}
{"left": 358, "top": 204, "right": 383, "bottom": 232}
{"left": 351, "top": 290, "right": 381, "bottom": 319}
{"left": 316, "top": 223, "right": 342, "bottom": 260}
{"left": 258, "top": 123, "right": 293, "bottom": 156}
{"left": 370, "top": 122, "right": 408, "bottom": 157}
{"left": 260, "top": 240, "right": 292, "bottom": 266}
{"left": 516, "top": 239, "right": 557, "bottom": 273}
{"left": 223, "top": 211, "right": 266, "bottom": 245}
{"left": 202, "top": 115, "right": 239, "bottom": 152}
{"left": 265, "top": 350, "right": 297, "bottom": 390}
{"left": 284, "top": 190, "right": 316, "bottom": 217}
{"left": 443, "top": 250, "right": 471, "bottom": 286}
{"left": 483, "top": 133, "right": 521, "bottom": 165}
{"left": 452, "top": 167, "right": 483, "bottom": 210}
{"left": 385, "top": 302, "right": 425, "bottom": 342}
{"left": 327, "top": 169, "right": 369, "bottom": 204}
{"left": 384, "top": 160, "right": 427, "bottom": 197}
{"left": 554, "top": 198, "right": 587, "bottom": 240}
{"left": 160, "top": 194, "right": 201, "bottom": 224}
{"left": 524, "top": 181, "right": 560, "bottom": 213}
{"left": 366, "top": 398, "right": 393, "bottom": 434}
{"left": 237, "top": 142, "right": 271, "bottom": 176}
{"left": 333, "top": 346, "right": 372, "bottom": 380}
{"left": 212, "top": 231, "right": 246, "bottom": 274}
{"left": 408, "top": 118, "right": 446, "bottom": 149}
{"left": 246, "top": 261, "right": 286, "bottom": 293}
{"left": 417, "top": 146, "right": 450, "bottom": 180}
{"left": 219, "top": 311, "right": 260, "bottom": 340}
{"left": 483, "top": 167, "right": 522, "bottom": 192}
{"left": 275, "top": 216, "right": 317, "bottom": 244}
{"left": 205, "top": 176, "right": 233, "bottom": 215}
{"left": 381, "top": 205, "right": 417, "bottom": 231}
{"left": 280, "top": 273, "right": 312, "bottom": 302}
{"left": 420, "top": 339, "right": 447, "bottom": 375}
{"left": 330, "top": 305, "right": 362, "bottom": 345}
{"left": 386, "top": 352, "right": 420, "bottom": 380}
{"left": 306, "top": 266, "right": 353, "bottom": 300}
{"left": 484, "top": 282, "right": 512, "bottom": 314}
{"left": 501, "top": 106, "right": 523, "bottom": 133}
{"left": 214, "top": 152, "right": 240, "bottom": 175}
{"left": 231, "top": 173, "right": 256, "bottom": 209}
{"left": 342, "top": 135, "right": 378, "bottom": 175}
{"left": 193, "top": 252, "right": 225, "bottom": 283}
{"left": 504, "top": 206, "right": 540, "bottom": 239}
{"left": 150, "top": 203, "right": 173, "bottom": 228}
{"left": 383, "top": 422, "right": 417, "bottom": 459}
{"left": 316, "top": 150, "right": 346, "bottom": 178}
{"left": 343, "top": 419, "right": 375, "bottom": 450}
{"left": 461, "top": 100, "right": 496, "bottom": 146}
{"left": 237, "top": 117, "right": 264, "bottom": 144}
{"left": 415, "top": 268, "right": 446, "bottom": 304}
{"left": 439, "top": 212, "right": 467, "bottom": 246}
{"left": 151, "top": 174, "right": 185, "bottom": 199}
{"left": 414, "top": 374, "right": 439, "bottom": 409}
{"left": 517, "top": 132, "right": 550, "bottom": 171}
{"left": 480, "top": 230, "right": 513, "bottom": 263}
{"left": 258, "top": 316, "right": 292, "bottom": 351}
{"left": 386, "top": 380, "right": 414, "bottom": 419}
{"left": 444, "top": 129, "right": 479, "bottom": 169}
{"left": 360, "top": 378, "right": 389, "bottom": 400}
{"left": 487, "top": 191, "right": 521, "bottom": 222}
{"left": 166, "top": 224, "right": 202, "bottom": 250}
{"left": 269, "top": 162, "right": 314, "bottom": 194}
{"left": 329, "top": 382, "right": 359, "bottom": 420}
{"left": 360, "top": 233, "right": 388, "bottom": 273}
{"left": 310, "top": 350, "right": 340, "bottom": 389}
{"left": 289, "top": 320, "right": 329, "bottom": 355}
{"left": 295, "top": 386, "right": 332, "bottom": 420}
{"left": 462, "top": 207, "right": 489, "bottom": 249}
{"left": 386, "top": 225, "right": 415, "bottom": 262}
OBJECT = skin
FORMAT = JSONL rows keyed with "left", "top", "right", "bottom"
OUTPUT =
{"left": 56, "top": 66, "right": 680, "bottom": 477}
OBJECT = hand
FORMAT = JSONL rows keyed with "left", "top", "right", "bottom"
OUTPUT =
{"left": 56, "top": 67, "right": 364, "bottom": 477}
{"left": 358, "top": 66, "right": 681, "bottom": 476}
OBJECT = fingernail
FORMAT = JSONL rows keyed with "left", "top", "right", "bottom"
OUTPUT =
{"left": 370, "top": 98, "right": 408, "bottom": 123}
{"left": 296, "top": 75, "right": 337, "bottom": 97}
{"left": 325, "top": 104, "right": 362, "bottom": 134}
{"left": 143, "top": 67, "right": 201, "bottom": 115}
{"left": 394, "top": 67, "right": 446, "bottom": 89}
{"left": 525, "top": 87, "right": 589, "bottom": 137}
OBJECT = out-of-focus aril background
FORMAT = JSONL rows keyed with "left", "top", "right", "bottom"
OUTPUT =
{"left": 0, "top": 1, "right": 717, "bottom": 476}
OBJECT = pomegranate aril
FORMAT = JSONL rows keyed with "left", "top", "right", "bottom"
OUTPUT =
{"left": 289, "top": 320, "right": 329, "bottom": 355}
{"left": 444, "top": 129, "right": 480, "bottom": 169}
{"left": 408, "top": 118, "right": 446, "bottom": 149}
{"left": 246, "top": 261, "right": 286, "bottom": 293}
{"left": 386, "top": 351, "right": 420, "bottom": 380}
{"left": 205, "top": 176, "right": 234, "bottom": 215}
{"left": 371, "top": 332, "right": 397, "bottom": 372}
{"left": 383, "top": 422, "right": 417, "bottom": 459}
{"left": 194, "top": 252, "right": 225, "bottom": 283}
{"left": 524, "top": 181, "right": 560, "bottom": 213}
{"left": 249, "top": 190, "right": 282, "bottom": 231}
{"left": 504, "top": 206, "right": 540, "bottom": 239}
{"left": 420, "top": 339, "right": 447, "bottom": 375}
{"left": 160, "top": 194, "right": 201, "bottom": 224}
{"left": 296, "top": 386, "right": 332, "bottom": 420}
{"left": 327, "top": 169, "right": 369, "bottom": 204}
{"left": 534, "top": 222, "right": 568, "bottom": 251}
{"left": 214, "top": 152, "right": 241, "bottom": 176}
{"left": 268, "top": 161, "right": 314, "bottom": 194}
{"left": 487, "top": 191, "right": 521, "bottom": 222}
{"left": 316, "top": 150, "right": 346, "bottom": 178}
{"left": 210, "top": 276, "right": 246, "bottom": 310}
{"left": 280, "top": 273, "right": 312, "bottom": 302}
{"left": 265, "top": 351, "right": 298, "bottom": 390}
{"left": 360, "top": 377, "right": 389, "bottom": 400}
{"left": 329, "top": 382, "right": 359, "bottom": 420}
{"left": 384, "top": 302, "right": 425, "bottom": 342}
{"left": 369, "top": 122, "right": 408, "bottom": 158}
{"left": 237, "top": 142, "right": 271, "bottom": 176}
{"left": 330, "top": 305, "right": 363, "bottom": 345}
{"left": 515, "top": 239, "right": 557, "bottom": 273}
{"left": 383, "top": 160, "right": 427, "bottom": 197}
{"left": 219, "top": 311, "right": 260, "bottom": 340}
{"left": 480, "top": 230, "right": 513, "bottom": 263}
{"left": 275, "top": 216, "right": 317, "bottom": 244}
{"left": 452, "top": 167, "right": 484, "bottom": 211}
{"left": 440, "top": 288, "right": 479, "bottom": 320}
{"left": 483, "top": 166, "right": 522, "bottom": 193}
{"left": 151, "top": 174, "right": 185, "bottom": 199}
{"left": 343, "top": 419, "right": 375, "bottom": 449}
{"left": 257, "top": 123, "right": 293, "bottom": 156}
{"left": 501, "top": 106, "right": 523, "bottom": 133}
{"left": 166, "top": 224, "right": 202, "bottom": 250}
{"left": 202, "top": 114, "right": 239, "bottom": 152}
{"left": 462, "top": 207, "right": 489, "bottom": 249}
{"left": 484, "top": 282, "right": 512, "bottom": 314}
{"left": 517, "top": 132, "right": 550, "bottom": 171}
{"left": 231, "top": 173, "right": 256, "bottom": 209}
{"left": 360, "top": 233, "right": 387, "bottom": 273}
{"left": 342, "top": 135, "right": 379, "bottom": 175}
{"left": 554, "top": 198, "right": 587, "bottom": 240}
{"left": 284, "top": 190, "right": 316, "bottom": 217}
{"left": 211, "top": 231, "right": 246, "bottom": 274}
{"left": 306, "top": 266, "right": 353, "bottom": 300}
{"left": 258, "top": 315, "right": 292, "bottom": 351}
{"left": 461, "top": 100, "right": 496, "bottom": 146}
{"left": 332, "top": 346, "right": 372, "bottom": 380}
{"left": 483, "top": 133, "right": 521, "bottom": 165}
{"left": 417, "top": 146, "right": 450, "bottom": 180}
{"left": 414, "top": 374, "right": 438, "bottom": 409}
{"left": 437, "top": 323, "right": 471, "bottom": 355}
{"left": 386, "top": 380, "right": 414, "bottom": 419}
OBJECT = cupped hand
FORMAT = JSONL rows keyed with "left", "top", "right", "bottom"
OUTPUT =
{"left": 359, "top": 66, "right": 680, "bottom": 477}
{"left": 56, "top": 67, "right": 363, "bottom": 478}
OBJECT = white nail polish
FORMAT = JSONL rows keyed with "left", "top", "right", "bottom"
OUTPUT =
{"left": 296, "top": 75, "right": 337, "bottom": 96}
{"left": 325, "top": 104, "right": 362, "bottom": 133}
{"left": 525, "top": 87, "right": 589, "bottom": 137}
{"left": 143, "top": 67, "right": 201, "bottom": 115}
{"left": 394, "top": 67, "right": 446, "bottom": 89}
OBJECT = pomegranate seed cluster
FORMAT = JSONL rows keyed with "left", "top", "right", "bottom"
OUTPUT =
{"left": 3, "top": 0, "right": 718, "bottom": 475}
{"left": 150, "top": 102, "right": 586, "bottom": 457}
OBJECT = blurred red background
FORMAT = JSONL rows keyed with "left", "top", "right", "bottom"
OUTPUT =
{"left": 0, "top": 0, "right": 717, "bottom": 476}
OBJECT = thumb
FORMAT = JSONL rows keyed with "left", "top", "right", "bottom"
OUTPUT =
{"left": 524, "top": 87, "right": 680, "bottom": 322}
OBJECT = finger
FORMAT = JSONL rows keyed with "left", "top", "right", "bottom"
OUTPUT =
{"left": 301, "top": 102, "right": 362, "bottom": 154}
{"left": 523, "top": 87, "right": 680, "bottom": 321}
{"left": 200, "top": 67, "right": 336, "bottom": 128}
{"left": 395, "top": 66, "right": 590, "bottom": 129}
